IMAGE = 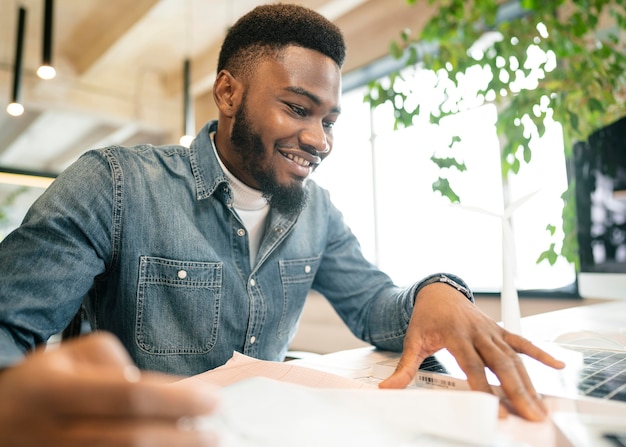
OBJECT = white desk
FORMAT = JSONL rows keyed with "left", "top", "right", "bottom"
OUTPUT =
{"left": 290, "top": 300, "right": 626, "bottom": 447}
{"left": 520, "top": 300, "right": 626, "bottom": 346}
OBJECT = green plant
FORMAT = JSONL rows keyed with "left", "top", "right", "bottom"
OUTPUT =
{"left": 365, "top": 0, "right": 626, "bottom": 270}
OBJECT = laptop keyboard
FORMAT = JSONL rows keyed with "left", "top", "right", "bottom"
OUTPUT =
{"left": 576, "top": 347, "right": 626, "bottom": 402}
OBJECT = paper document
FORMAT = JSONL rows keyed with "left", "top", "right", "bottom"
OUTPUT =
{"left": 181, "top": 353, "right": 500, "bottom": 447}
{"left": 186, "top": 351, "right": 373, "bottom": 389}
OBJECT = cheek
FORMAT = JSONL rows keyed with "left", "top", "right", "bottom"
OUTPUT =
{"left": 266, "top": 107, "right": 302, "bottom": 135}
{"left": 249, "top": 105, "right": 291, "bottom": 142}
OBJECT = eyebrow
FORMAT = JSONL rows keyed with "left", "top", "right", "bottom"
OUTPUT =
{"left": 284, "top": 86, "right": 341, "bottom": 114}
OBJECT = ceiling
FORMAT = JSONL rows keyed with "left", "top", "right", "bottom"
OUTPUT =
{"left": 0, "top": 0, "right": 435, "bottom": 176}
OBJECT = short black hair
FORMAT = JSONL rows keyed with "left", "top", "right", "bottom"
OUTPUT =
{"left": 217, "top": 3, "right": 346, "bottom": 77}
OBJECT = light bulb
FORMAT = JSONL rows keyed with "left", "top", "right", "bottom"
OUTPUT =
{"left": 180, "top": 134, "right": 194, "bottom": 147}
{"left": 6, "top": 102, "right": 24, "bottom": 116}
{"left": 37, "top": 64, "right": 56, "bottom": 80}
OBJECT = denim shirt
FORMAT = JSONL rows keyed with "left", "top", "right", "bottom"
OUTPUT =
{"left": 0, "top": 121, "right": 436, "bottom": 375}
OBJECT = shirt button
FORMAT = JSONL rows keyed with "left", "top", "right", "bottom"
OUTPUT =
{"left": 177, "top": 270, "right": 187, "bottom": 279}
{"left": 249, "top": 278, "right": 256, "bottom": 286}
{"left": 304, "top": 265, "right": 311, "bottom": 273}
{"left": 250, "top": 336, "right": 256, "bottom": 344}
{"left": 237, "top": 228, "right": 246, "bottom": 237}
{"left": 274, "top": 227, "right": 283, "bottom": 234}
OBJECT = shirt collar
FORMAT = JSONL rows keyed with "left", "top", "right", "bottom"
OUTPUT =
{"left": 188, "top": 120, "right": 231, "bottom": 202}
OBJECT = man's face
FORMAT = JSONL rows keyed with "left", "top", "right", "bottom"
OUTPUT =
{"left": 227, "top": 46, "right": 342, "bottom": 215}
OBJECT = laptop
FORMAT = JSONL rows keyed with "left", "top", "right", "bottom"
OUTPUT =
{"left": 371, "top": 340, "right": 626, "bottom": 416}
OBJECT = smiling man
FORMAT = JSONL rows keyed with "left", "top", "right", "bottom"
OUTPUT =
{"left": 215, "top": 31, "right": 341, "bottom": 216}
{"left": 0, "top": 4, "right": 563, "bottom": 445}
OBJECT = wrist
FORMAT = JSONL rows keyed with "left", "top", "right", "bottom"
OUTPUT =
{"left": 414, "top": 273, "right": 474, "bottom": 304}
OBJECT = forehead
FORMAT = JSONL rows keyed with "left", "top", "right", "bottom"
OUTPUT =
{"left": 248, "top": 46, "right": 342, "bottom": 108}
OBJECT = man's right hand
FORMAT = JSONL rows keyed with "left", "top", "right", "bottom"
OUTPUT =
{"left": 0, "top": 332, "right": 219, "bottom": 447}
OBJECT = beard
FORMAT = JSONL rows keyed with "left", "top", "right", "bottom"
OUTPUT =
{"left": 230, "top": 97, "right": 309, "bottom": 216}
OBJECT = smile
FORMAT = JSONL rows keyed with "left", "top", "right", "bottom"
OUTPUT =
{"left": 284, "top": 153, "right": 311, "bottom": 167}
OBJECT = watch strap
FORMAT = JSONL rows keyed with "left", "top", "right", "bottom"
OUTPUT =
{"left": 414, "top": 273, "right": 474, "bottom": 303}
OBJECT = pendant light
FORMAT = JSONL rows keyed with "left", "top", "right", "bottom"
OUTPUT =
{"left": 179, "top": 0, "right": 195, "bottom": 147}
{"left": 37, "top": 0, "right": 56, "bottom": 80}
{"left": 6, "top": 7, "right": 27, "bottom": 117}
{"left": 179, "top": 58, "right": 195, "bottom": 147}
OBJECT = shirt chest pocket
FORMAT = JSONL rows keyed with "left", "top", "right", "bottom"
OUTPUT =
{"left": 136, "top": 256, "right": 222, "bottom": 354}
{"left": 277, "top": 256, "right": 320, "bottom": 339}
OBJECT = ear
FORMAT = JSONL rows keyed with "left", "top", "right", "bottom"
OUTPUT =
{"left": 213, "top": 70, "right": 242, "bottom": 118}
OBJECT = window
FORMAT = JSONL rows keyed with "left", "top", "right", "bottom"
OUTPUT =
{"left": 312, "top": 80, "right": 576, "bottom": 293}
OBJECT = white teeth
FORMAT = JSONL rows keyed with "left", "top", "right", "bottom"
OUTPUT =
{"left": 286, "top": 153, "right": 310, "bottom": 167}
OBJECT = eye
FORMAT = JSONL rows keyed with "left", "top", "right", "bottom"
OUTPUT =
{"left": 322, "top": 119, "right": 337, "bottom": 129}
{"left": 289, "top": 104, "right": 307, "bottom": 117}
{"left": 323, "top": 120, "right": 336, "bottom": 130}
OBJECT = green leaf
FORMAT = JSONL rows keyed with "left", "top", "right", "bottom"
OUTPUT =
{"left": 536, "top": 243, "right": 558, "bottom": 265}
{"left": 449, "top": 135, "right": 462, "bottom": 147}
{"left": 568, "top": 110, "right": 580, "bottom": 132}
{"left": 431, "top": 156, "right": 467, "bottom": 172}
{"left": 389, "top": 41, "right": 404, "bottom": 59}
{"left": 523, "top": 144, "right": 532, "bottom": 163}
{"left": 432, "top": 177, "right": 461, "bottom": 203}
{"left": 588, "top": 97, "right": 604, "bottom": 113}
{"left": 511, "top": 157, "right": 521, "bottom": 175}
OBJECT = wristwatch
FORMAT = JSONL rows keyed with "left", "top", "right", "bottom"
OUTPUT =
{"left": 414, "top": 273, "right": 474, "bottom": 303}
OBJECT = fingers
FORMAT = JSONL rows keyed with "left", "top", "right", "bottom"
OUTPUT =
{"left": 30, "top": 335, "right": 219, "bottom": 420}
{"left": 454, "top": 332, "right": 554, "bottom": 422}
{"left": 378, "top": 347, "right": 426, "bottom": 389}
{"left": 399, "top": 283, "right": 565, "bottom": 422}
{"left": 450, "top": 342, "right": 493, "bottom": 395}
{"left": 0, "top": 332, "right": 221, "bottom": 447}
{"left": 494, "top": 333, "right": 565, "bottom": 421}
{"left": 485, "top": 337, "right": 548, "bottom": 421}
{"left": 49, "top": 331, "right": 137, "bottom": 368}
{"left": 39, "top": 369, "right": 219, "bottom": 420}
{"left": 507, "top": 334, "right": 566, "bottom": 370}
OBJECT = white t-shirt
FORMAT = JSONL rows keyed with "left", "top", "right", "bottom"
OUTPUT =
{"left": 211, "top": 136, "right": 270, "bottom": 267}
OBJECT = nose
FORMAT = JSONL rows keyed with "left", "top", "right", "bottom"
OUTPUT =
{"left": 300, "top": 124, "right": 330, "bottom": 155}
